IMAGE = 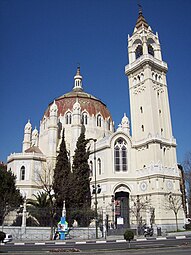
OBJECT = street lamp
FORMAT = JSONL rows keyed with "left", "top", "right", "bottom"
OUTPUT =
{"left": 89, "top": 138, "right": 100, "bottom": 239}
{"left": 49, "top": 190, "right": 56, "bottom": 240}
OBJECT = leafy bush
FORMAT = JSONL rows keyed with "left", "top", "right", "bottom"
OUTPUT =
{"left": 124, "top": 229, "right": 134, "bottom": 242}
{"left": 71, "top": 208, "right": 95, "bottom": 227}
{"left": 0, "top": 231, "right": 6, "bottom": 242}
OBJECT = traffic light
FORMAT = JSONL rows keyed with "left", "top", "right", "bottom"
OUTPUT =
{"left": 97, "top": 185, "right": 101, "bottom": 194}
{"left": 92, "top": 185, "right": 101, "bottom": 194}
{"left": 92, "top": 185, "right": 96, "bottom": 194}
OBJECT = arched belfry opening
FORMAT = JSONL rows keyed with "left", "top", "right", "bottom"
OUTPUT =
{"left": 114, "top": 185, "right": 130, "bottom": 228}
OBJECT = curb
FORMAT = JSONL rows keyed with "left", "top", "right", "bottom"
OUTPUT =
{"left": 1, "top": 235, "right": 191, "bottom": 246}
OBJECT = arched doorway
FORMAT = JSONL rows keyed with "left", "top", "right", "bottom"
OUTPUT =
{"left": 115, "top": 191, "right": 130, "bottom": 228}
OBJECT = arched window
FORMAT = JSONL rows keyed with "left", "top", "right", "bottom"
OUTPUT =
{"left": 98, "top": 158, "right": 101, "bottom": 175}
{"left": 20, "top": 166, "right": 25, "bottom": 181}
{"left": 122, "top": 146, "right": 127, "bottom": 171}
{"left": 82, "top": 112, "right": 88, "bottom": 125}
{"left": 141, "top": 125, "right": 144, "bottom": 132}
{"left": 114, "top": 139, "right": 128, "bottom": 172}
{"left": 140, "top": 106, "right": 143, "bottom": 113}
{"left": 65, "top": 112, "right": 72, "bottom": 124}
{"left": 97, "top": 114, "right": 102, "bottom": 127}
{"left": 148, "top": 44, "right": 154, "bottom": 56}
{"left": 114, "top": 146, "right": 120, "bottom": 171}
{"left": 89, "top": 161, "right": 93, "bottom": 176}
{"left": 135, "top": 45, "right": 143, "bottom": 59}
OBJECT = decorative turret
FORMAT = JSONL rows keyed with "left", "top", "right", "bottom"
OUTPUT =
{"left": 48, "top": 100, "right": 58, "bottom": 159}
{"left": 32, "top": 127, "right": 39, "bottom": 147}
{"left": 73, "top": 66, "right": 83, "bottom": 91}
{"left": 71, "top": 98, "right": 82, "bottom": 157}
{"left": 50, "top": 100, "right": 58, "bottom": 117}
{"left": 73, "top": 98, "right": 81, "bottom": 115}
{"left": 23, "top": 120, "right": 32, "bottom": 152}
{"left": 121, "top": 113, "right": 130, "bottom": 135}
{"left": 72, "top": 98, "right": 82, "bottom": 127}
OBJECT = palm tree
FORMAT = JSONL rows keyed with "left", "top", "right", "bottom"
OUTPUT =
{"left": 27, "top": 192, "right": 52, "bottom": 227}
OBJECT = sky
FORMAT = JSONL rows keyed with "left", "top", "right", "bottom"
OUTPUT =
{"left": 0, "top": 0, "right": 191, "bottom": 164}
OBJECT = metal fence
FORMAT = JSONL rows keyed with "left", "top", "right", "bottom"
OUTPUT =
{"left": 1, "top": 206, "right": 103, "bottom": 228}
{"left": 1, "top": 205, "right": 133, "bottom": 235}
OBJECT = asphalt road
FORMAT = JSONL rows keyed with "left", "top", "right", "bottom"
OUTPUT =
{"left": 1, "top": 237, "right": 191, "bottom": 254}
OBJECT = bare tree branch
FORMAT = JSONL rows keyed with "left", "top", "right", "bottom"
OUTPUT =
{"left": 33, "top": 161, "right": 56, "bottom": 239}
{"left": 34, "top": 161, "right": 54, "bottom": 195}
{"left": 164, "top": 193, "right": 182, "bottom": 231}
{"left": 130, "top": 195, "right": 151, "bottom": 235}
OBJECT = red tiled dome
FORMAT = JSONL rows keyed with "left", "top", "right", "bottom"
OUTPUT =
{"left": 44, "top": 90, "right": 112, "bottom": 120}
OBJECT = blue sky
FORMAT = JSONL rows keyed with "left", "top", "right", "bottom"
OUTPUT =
{"left": 0, "top": 0, "right": 191, "bottom": 164}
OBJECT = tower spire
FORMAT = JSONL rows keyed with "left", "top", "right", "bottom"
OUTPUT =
{"left": 138, "top": 3, "right": 142, "bottom": 15}
{"left": 135, "top": 4, "right": 149, "bottom": 30}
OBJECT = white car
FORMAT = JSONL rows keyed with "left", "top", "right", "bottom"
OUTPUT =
{"left": 3, "top": 234, "right": 13, "bottom": 243}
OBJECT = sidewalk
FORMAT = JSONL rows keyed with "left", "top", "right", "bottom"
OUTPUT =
{"left": 2, "top": 231, "right": 191, "bottom": 245}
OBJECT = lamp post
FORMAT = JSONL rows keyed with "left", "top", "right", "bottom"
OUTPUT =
{"left": 49, "top": 190, "right": 56, "bottom": 240}
{"left": 89, "top": 138, "right": 99, "bottom": 238}
{"left": 21, "top": 196, "right": 27, "bottom": 229}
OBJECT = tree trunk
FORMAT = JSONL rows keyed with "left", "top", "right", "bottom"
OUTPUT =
{"left": 50, "top": 210, "right": 54, "bottom": 240}
{"left": 175, "top": 212, "right": 178, "bottom": 232}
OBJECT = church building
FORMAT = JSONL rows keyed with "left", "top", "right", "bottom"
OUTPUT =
{"left": 7, "top": 9, "right": 185, "bottom": 231}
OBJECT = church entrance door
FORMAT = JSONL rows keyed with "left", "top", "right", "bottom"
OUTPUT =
{"left": 115, "top": 191, "right": 130, "bottom": 228}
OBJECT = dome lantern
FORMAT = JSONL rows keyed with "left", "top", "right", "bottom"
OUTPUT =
{"left": 73, "top": 66, "right": 83, "bottom": 92}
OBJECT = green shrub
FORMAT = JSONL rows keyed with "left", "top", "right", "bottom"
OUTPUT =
{"left": 124, "top": 229, "right": 134, "bottom": 248}
{"left": 0, "top": 231, "right": 6, "bottom": 242}
{"left": 124, "top": 229, "right": 134, "bottom": 242}
{"left": 185, "top": 223, "right": 191, "bottom": 230}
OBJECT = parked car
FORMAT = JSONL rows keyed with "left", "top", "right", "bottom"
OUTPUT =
{"left": 2, "top": 234, "right": 13, "bottom": 243}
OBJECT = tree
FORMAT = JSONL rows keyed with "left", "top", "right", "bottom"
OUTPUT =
{"left": 124, "top": 229, "right": 134, "bottom": 248}
{"left": 130, "top": 195, "right": 151, "bottom": 236}
{"left": 164, "top": 192, "right": 183, "bottom": 231}
{"left": 72, "top": 129, "right": 92, "bottom": 226}
{"left": 0, "top": 163, "right": 23, "bottom": 227}
{"left": 53, "top": 129, "right": 72, "bottom": 225}
{"left": 34, "top": 161, "right": 56, "bottom": 239}
{"left": 178, "top": 164, "right": 187, "bottom": 217}
{"left": 27, "top": 192, "right": 54, "bottom": 227}
{"left": 183, "top": 152, "right": 191, "bottom": 217}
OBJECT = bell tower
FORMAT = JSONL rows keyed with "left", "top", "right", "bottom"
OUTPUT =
{"left": 125, "top": 8, "right": 185, "bottom": 230}
{"left": 125, "top": 8, "right": 177, "bottom": 170}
